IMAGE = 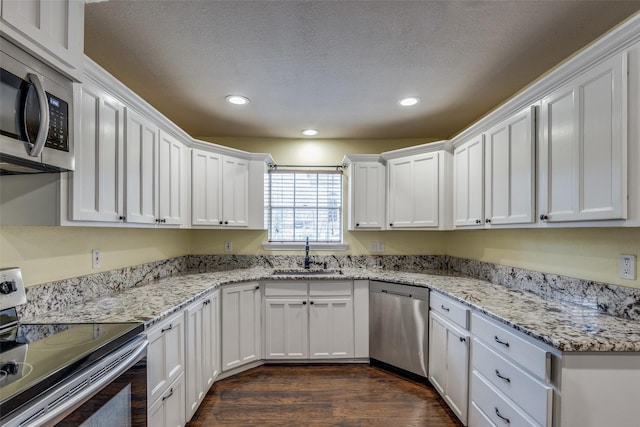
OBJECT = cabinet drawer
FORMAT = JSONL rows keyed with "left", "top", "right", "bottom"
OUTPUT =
{"left": 309, "top": 281, "right": 352, "bottom": 296}
{"left": 470, "top": 401, "right": 498, "bottom": 427}
{"left": 265, "top": 282, "right": 308, "bottom": 296}
{"left": 472, "top": 313, "right": 550, "bottom": 380}
{"left": 430, "top": 292, "right": 469, "bottom": 329}
{"left": 471, "top": 371, "right": 541, "bottom": 427}
{"left": 473, "top": 338, "right": 552, "bottom": 426}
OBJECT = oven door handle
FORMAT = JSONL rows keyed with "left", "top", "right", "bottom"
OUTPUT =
{"left": 24, "top": 73, "right": 50, "bottom": 158}
{"left": 7, "top": 335, "right": 147, "bottom": 427}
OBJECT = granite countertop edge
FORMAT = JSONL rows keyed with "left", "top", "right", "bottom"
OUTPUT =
{"left": 21, "top": 267, "right": 640, "bottom": 353}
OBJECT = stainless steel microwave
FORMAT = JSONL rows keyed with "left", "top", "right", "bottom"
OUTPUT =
{"left": 0, "top": 38, "right": 74, "bottom": 175}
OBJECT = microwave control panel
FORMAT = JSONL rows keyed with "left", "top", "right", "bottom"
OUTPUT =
{"left": 44, "top": 94, "right": 69, "bottom": 152}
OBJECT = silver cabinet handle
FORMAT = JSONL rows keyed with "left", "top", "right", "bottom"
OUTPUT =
{"left": 495, "top": 369, "right": 511, "bottom": 383}
{"left": 161, "top": 324, "right": 173, "bottom": 333}
{"left": 494, "top": 335, "right": 510, "bottom": 348}
{"left": 162, "top": 387, "right": 174, "bottom": 402}
{"left": 25, "top": 73, "right": 50, "bottom": 158}
{"left": 495, "top": 407, "right": 510, "bottom": 424}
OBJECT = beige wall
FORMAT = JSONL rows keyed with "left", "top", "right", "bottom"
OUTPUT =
{"left": 0, "top": 227, "right": 191, "bottom": 287}
{"left": 1, "top": 138, "right": 638, "bottom": 290}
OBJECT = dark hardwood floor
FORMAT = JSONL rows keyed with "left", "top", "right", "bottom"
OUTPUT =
{"left": 187, "top": 364, "right": 464, "bottom": 426}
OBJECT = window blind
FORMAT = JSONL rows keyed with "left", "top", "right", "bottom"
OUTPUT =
{"left": 265, "top": 171, "right": 342, "bottom": 242}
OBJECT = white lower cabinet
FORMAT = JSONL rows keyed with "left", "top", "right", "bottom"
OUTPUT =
{"left": 264, "top": 281, "right": 356, "bottom": 361}
{"left": 470, "top": 312, "right": 552, "bottom": 427}
{"left": 146, "top": 311, "right": 186, "bottom": 427}
{"left": 185, "top": 290, "right": 220, "bottom": 421}
{"left": 149, "top": 373, "right": 186, "bottom": 427}
{"left": 429, "top": 293, "right": 470, "bottom": 425}
{"left": 221, "top": 282, "right": 262, "bottom": 371}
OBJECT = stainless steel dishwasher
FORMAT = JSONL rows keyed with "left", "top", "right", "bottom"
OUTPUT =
{"left": 369, "top": 280, "right": 429, "bottom": 378}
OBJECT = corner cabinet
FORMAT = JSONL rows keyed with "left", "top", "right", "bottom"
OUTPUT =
{"left": 539, "top": 51, "right": 628, "bottom": 223}
{"left": 191, "top": 149, "right": 248, "bottom": 228}
{"left": 343, "top": 155, "right": 386, "bottom": 230}
{"left": 454, "top": 106, "right": 535, "bottom": 228}
{"left": 221, "top": 282, "right": 262, "bottom": 372}
{"left": 0, "top": 0, "right": 84, "bottom": 80}
{"left": 382, "top": 141, "right": 453, "bottom": 230}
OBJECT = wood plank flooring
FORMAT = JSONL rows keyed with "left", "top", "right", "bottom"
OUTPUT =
{"left": 187, "top": 364, "right": 464, "bottom": 426}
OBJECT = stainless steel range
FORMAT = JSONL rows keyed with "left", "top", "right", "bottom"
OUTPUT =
{"left": 0, "top": 268, "right": 148, "bottom": 426}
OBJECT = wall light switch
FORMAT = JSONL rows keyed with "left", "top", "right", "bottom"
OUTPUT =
{"left": 377, "top": 241, "right": 385, "bottom": 252}
{"left": 619, "top": 254, "right": 636, "bottom": 280}
{"left": 224, "top": 241, "right": 233, "bottom": 252}
{"left": 369, "top": 241, "right": 377, "bottom": 252}
{"left": 92, "top": 249, "right": 101, "bottom": 269}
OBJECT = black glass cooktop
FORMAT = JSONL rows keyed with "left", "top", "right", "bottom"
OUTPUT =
{"left": 0, "top": 322, "right": 143, "bottom": 419}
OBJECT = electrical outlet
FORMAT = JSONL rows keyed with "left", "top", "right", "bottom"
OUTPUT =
{"left": 377, "top": 241, "right": 385, "bottom": 252}
{"left": 619, "top": 255, "right": 636, "bottom": 280}
{"left": 224, "top": 241, "right": 233, "bottom": 252}
{"left": 92, "top": 249, "right": 101, "bottom": 269}
{"left": 369, "top": 241, "right": 377, "bottom": 252}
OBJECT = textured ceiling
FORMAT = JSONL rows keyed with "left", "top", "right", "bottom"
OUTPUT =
{"left": 84, "top": 1, "right": 640, "bottom": 140}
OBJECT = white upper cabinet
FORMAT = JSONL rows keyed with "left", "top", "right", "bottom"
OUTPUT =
{"left": 539, "top": 51, "right": 627, "bottom": 223}
{"left": 191, "top": 149, "right": 249, "bottom": 228}
{"left": 484, "top": 106, "right": 536, "bottom": 226}
{"left": 386, "top": 145, "right": 451, "bottom": 229}
{"left": 0, "top": 0, "right": 84, "bottom": 80}
{"left": 454, "top": 135, "right": 485, "bottom": 227}
{"left": 158, "top": 131, "right": 184, "bottom": 225}
{"left": 125, "top": 108, "right": 158, "bottom": 225}
{"left": 70, "top": 81, "right": 125, "bottom": 222}
{"left": 344, "top": 155, "right": 386, "bottom": 230}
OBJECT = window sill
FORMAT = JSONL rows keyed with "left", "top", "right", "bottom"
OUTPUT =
{"left": 262, "top": 242, "right": 349, "bottom": 251}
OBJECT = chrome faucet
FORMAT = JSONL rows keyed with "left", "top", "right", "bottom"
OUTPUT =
{"left": 304, "top": 237, "right": 327, "bottom": 270}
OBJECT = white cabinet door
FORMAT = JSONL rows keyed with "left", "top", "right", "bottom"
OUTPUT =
{"left": 158, "top": 131, "right": 183, "bottom": 225}
{"left": 264, "top": 298, "right": 309, "bottom": 359}
{"left": 309, "top": 297, "right": 354, "bottom": 359}
{"left": 125, "top": 108, "right": 158, "bottom": 224}
{"left": 222, "top": 156, "right": 249, "bottom": 227}
{"left": 191, "top": 149, "right": 223, "bottom": 226}
{"left": 148, "top": 373, "right": 186, "bottom": 427}
{"left": 539, "top": 52, "right": 627, "bottom": 222}
{"left": 147, "top": 311, "right": 185, "bottom": 408}
{"left": 70, "top": 82, "right": 124, "bottom": 222}
{"left": 428, "top": 311, "right": 470, "bottom": 425}
{"left": 454, "top": 135, "right": 484, "bottom": 227}
{"left": 388, "top": 152, "right": 441, "bottom": 228}
{"left": 1, "top": 0, "right": 84, "bottom": 78}
{"left": 485, "top": 106, "right": 536, "bottom": 225}
{"left": 221, "top": 282, "right": 262, "bottom": 371}
{"left": 349, "top": 162, "right": 385, "bottom": 229}
{"left": 185, "top": 291, "right": 219, "bottom": 421}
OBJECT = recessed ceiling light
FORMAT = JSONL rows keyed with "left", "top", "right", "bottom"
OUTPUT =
{"left": 302, "top": 129, "right": 318, "bottom": 136}
{"left": 399, "top": 97, "right": 420, "bottom": 107}
{"left": 226, "top": 95, "right": 250, "bottom": 105}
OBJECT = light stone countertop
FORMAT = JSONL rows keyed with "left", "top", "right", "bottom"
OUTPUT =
{"left": 20, "top": 267, "right": 640, "bottom": 353}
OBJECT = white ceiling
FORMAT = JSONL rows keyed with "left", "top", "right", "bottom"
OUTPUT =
{"left": 84, "top": 1, "right": 640, "bottom": 140}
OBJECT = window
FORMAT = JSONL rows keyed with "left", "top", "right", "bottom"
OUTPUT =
{"left": 265, "top": 170, "right": 342, "bottom": 243}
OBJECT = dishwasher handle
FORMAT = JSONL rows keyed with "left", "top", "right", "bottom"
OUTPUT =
{"left": 381, "top": 289, "right": 412, "bottom": 298}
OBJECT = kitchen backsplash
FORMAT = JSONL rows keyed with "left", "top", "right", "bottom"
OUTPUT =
{"left": 18, "top": 255, "right": 640, "bottom": 322}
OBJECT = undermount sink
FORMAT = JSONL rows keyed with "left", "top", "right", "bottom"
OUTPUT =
{"left": 272, "top": 269, "right": 343, "bottom": 276}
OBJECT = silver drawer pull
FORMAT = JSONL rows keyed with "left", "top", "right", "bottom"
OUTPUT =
{"left": 162, "top": 387, "right": 174, "bottom": 402}
{"left": 495, "top": 369, "right": 511, "bottom": 383}
{"left": 161, "top": 324, "right": 173, "bottom": 333}
{"left": 441, "top": 304, "right": 450, "bottom": 312}
{"left": 494, "top": 335, "right": 510, "bottom": 348}
{"left": 495, "top": 407, "right": 510, "bottom": 424}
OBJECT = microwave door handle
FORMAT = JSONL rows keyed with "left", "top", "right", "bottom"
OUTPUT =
{"left": 25, "top": 73, "right": 50, "bottom": 158}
